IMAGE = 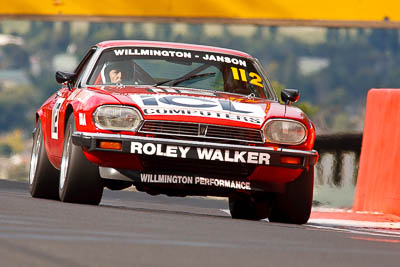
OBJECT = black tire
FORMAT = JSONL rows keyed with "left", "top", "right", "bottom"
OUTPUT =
{"left": 59, "top": 114, "right": 104, "bottom": 205}
{"left": 29, "top": 119, "right": 60, "bottom": 200}
{"left": 229, "top": 194, "right": 270, "bottom": 220}
{"left": 269, "top": 168, "right": 314, "bottom": 224}
{"left": 103, "top": 179, "right": 132, "bottom": 191}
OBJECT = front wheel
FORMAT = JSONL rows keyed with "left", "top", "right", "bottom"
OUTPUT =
{"left": 269, "top": 168, "right": 314, "bottom": 224}
{"left": 59, "top": 114, "right": 104, "bottom": 205}
{"left": 229, "top": 194, "right": 271, "bottom": 220}
{"left": 29, "top": 119, "right": 60, "bottom": 199}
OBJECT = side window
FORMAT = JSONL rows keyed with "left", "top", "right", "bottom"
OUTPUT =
{"left": 72, "top": 47, "right": 97, "bottom": 87}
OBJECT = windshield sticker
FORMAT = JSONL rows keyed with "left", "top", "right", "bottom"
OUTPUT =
{"left": 202, "top": 54, "right": 246, "bottom": 67}
{"left": 113, "top": 48, "right": 246, "bottom": 67}
{"left": 231, "top": 67, "right": 263, "bottom": 88}
{"left": 130, "top": 94, "right": 265, "bottom": 125}
{"left": 114, "top": 49, "right": 192, "bottom": 58}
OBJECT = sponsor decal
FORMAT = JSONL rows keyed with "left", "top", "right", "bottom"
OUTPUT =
{"left": 130, "top": 142, "right": 270, "bottom": 165}
{"left": 142, "top": 108, "right": 261, "bottom": 124}
{"left": 140, "top": 173, "right": 251, "bottom": 190}
{"left": 130, "top": 94, "right": 265, "bottom": 125}
{"left": 79, "top": 113, "right": 87, "bottom": 126}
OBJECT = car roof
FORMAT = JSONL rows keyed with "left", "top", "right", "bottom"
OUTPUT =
{"left": 96, "top": 40, "right": 253, "bottom": 59}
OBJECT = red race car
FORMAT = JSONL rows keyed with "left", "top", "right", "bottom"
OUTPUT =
{"left": 29, "top": 40, "right": 318, "bottom": 224}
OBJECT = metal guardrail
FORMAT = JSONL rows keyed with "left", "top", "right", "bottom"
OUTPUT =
{"left": 314, "top": 133, "right": 362, "bottom": 153}
{"left": 314, "top": 133, "right": 362, "bottom": 186}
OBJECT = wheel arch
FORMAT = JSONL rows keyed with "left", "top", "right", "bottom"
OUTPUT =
{"left": 33, "top": 112, "right": 40, "bottom": 134}
{"left": 35, "top": 110, "right": 47, "bottom": 147}
{"left": 64, "top": 104, "right": 74, "bottom": 137}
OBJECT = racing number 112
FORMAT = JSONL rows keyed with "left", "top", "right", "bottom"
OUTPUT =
{"left": 231, "top": 67, "right": 263, "bottom": 88}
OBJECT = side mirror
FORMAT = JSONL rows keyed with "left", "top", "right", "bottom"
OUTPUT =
{"left": 281, "top": 89, "right": 300, "bottom": 105}
{"left": 55, "top": 71, "right": 76, "bottom": 85}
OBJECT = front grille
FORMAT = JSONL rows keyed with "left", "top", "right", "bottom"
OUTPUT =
{"left": 140, "top": 155, "right": 256, "bottom": 178}
{"left": 139, "top": 120, "right": 263, "bottom": 144}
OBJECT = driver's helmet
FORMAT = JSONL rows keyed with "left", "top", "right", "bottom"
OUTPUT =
{"left": 103, "top": 61, "right": 133, "bottom": 84}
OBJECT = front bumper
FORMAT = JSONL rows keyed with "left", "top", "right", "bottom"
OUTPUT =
{"left": 72, "top": 131, "right": 318, "bottom": 169}
{"left": 72, "top": 131, "right": 318, "bottom": 193}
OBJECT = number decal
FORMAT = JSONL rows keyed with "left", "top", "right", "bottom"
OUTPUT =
{"left": 231, "top": 67, "right": 240, "bottom": 80}
{"left": 239, "top": 69, "right": 247, "bottom": 82}
{"left": 51, "top": 97, "right": 66, "bottom": 140}
{"left": 249, "top": 72, "right": 263, "bottom": 88}
{"left": 231, "top": 67, "right": 263, "bottom": 87}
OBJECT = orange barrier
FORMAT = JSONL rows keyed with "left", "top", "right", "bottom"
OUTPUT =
{"left": 353, "top": 89, "right": 400, "bottom": 216}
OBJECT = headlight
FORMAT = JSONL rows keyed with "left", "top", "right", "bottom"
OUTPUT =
{"left": 263, "top": 119, "right": 307, "bottom": 145}
{"left": 94, "top": 105, "right": 142, "bottom": 131}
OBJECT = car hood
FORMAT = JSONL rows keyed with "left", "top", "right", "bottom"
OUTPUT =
{"left": 92, "top": 85, "right": 305, "bottom": 128}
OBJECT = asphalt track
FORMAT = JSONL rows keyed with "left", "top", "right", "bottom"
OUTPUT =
{"left": 0, "top": 179, "right": 399, "bottom": 267}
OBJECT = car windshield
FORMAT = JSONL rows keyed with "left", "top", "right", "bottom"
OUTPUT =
{"left": 87, "top": 47, "right": 273, "bottom": 99}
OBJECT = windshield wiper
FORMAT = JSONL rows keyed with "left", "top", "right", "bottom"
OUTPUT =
{"left": 154, "top": 72, "right": 216, "bottom": 87}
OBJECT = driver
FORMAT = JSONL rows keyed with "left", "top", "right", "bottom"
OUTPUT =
{"left": 104, "top": 61, "right": 133, "bottom": 84}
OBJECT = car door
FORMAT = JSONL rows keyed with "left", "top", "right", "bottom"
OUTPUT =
{"left": 44, "top": 47, "right": 97, "bottom": 168}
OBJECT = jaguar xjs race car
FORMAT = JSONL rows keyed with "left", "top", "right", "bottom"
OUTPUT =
{"left": 29, "top": 40, "right": 318, "bottom": 224}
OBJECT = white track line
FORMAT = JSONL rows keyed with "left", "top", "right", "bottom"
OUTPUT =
{"left": 307, "top": 224, "right": 400, "bottom": 238}
{"left": 220, "top": 209, "right": 400, "bottom": 238}
{"left": 308, "top": 218, "right": 400, "bottom": 229}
